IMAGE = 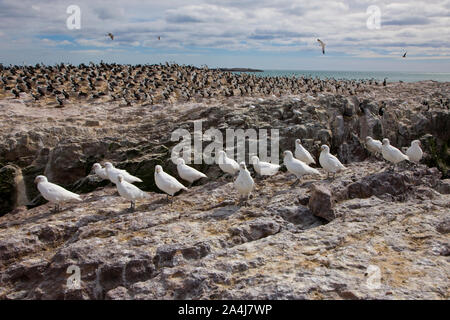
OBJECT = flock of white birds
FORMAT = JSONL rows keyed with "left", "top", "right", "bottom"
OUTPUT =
{"left": 34, "top": 137, "right": 423, "bottom": 212}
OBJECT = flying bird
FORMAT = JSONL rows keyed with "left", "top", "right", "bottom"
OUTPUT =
{"left": 107, "top": 33, "right": 114, "bottom": 40}
{"left": 317, "top": 39, "right": 326, "bottom": 54}
{"left": 402, "top": 52, "right": 407, "bottom": 58}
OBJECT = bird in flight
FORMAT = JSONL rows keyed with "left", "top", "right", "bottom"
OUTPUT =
{"left": 402, "top": 51, "right": 407, "bottom": 58}
{"left": 107, "top": 33, "right": 114, "bottom": 40}
{"left": 317, "top": 39, "right": 326, "bottom": 55}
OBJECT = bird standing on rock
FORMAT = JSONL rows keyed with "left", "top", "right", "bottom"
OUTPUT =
{"left": 294, "top": 139, "right": 316, "bottom": 165}
{"left": 217, "top": 150, "right": 240, "bottom": 178}
{"left": 91, "top": 163, "right": 108, "bottom": 180}
{"left": 154, "top": 165, "right": 188, "bottom": 202}
{"left": 284, "top": 151, "right": 320, "bottom": 185}
{"left": 234, "top": 162, "right": 254, "bottom": 204}
{"left": 251, "top": 156, "right": 280, "bottom": 176}
{"left": 176, "top": 158, "right": 207, "bottom": 186}
{"left": 406, "top": 140, "right": 423, "bottom": 163}
{"left": 319, "top": 145, "right": 346, "bottom": 178}
{"left": 116, "top": 174, "right": 149, "bottom": 211}
{"left": 34, "top": 175, "right": 82, "bottom": 212}
{"left": 365, "top": 136, "right": 382, "bottom": 156}
{"left": 381, "top": 138, "right": 409, "bottom": 170}
{"left": 104, "top": 162, "right": 143, "bottom": 184}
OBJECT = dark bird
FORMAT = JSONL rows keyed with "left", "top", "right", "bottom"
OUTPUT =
{"left": 383, "top": 78, "right": 387, "bottom": 86}
{"left": 11, "top": 89, "right": 20, "bottom": 98}
{"left": 402, "top": 52, "right": 407, "bottom": 58}
{"left": 107, "top": 33, "right": 114, "bottom": 40}
{"left": 56, "top": 96, "right": 64, "bottom": 107}
{"left": 158, "top": 36, "right": 161, "bottom": 40}
{"left": 317, "top": 39, "right": 326, "bottom": 54}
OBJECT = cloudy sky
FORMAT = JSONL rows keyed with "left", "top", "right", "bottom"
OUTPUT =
{"left": 0, "top": 0, "right": 449, "bottom": 71}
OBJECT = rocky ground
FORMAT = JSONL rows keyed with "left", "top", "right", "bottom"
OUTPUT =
{"left": 0, "top": 77, "right": 449, "bottom": 299}
{"left": 0, "top": 161, "right": 449, "bottom": 299}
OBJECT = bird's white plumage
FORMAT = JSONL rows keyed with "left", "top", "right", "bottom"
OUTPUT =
{"left": 406, "top": 140, "right": 423, "bottom": 163}
{"left": 177, "top": 158, "right": 207, "bottom": 183}
{"left": 294, "top": 139, "right": 316, "bottom": 164}
{"left": 234, "top": 162, "right": 254, "bottom": 197}
{"left": 35, "top": 175, "right": 82, "bottom": 204}
{"left": 284, "top": 151, "right": 320, "bottom": 178}
{"left": 319, "top": 145, "right": 346, "bottom": 173}
{"left": 104, "top": 162, "right": 143, "bottom": 184}
{"left": 381, "top": 139, "right": 409, "bottom": 164}
{"left": 116, "top": 175, "right": 149, "bottom": 201}
{"left": 92, "top": 163, "right": 108, "bottom": 180}
{"left": 365, "top": 137, "right": 382, "bottom": 154}
{"left": 217, "top": 151, "right": 239, "bottom": 175}
{"left": 251, "top": 156, "right": 280, "bottom": 176}
{"left": 155, "top": 165, "right": 187, "bottom": 196}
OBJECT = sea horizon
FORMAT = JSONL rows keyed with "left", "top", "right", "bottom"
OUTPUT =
{"left": 235, "top": 69, "right": 450, "bottom": 82}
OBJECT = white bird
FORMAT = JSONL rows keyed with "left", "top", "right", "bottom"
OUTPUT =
{"left": 381, "top": 138, "right": 409, "bottom": 169}
{"left": 365, "top": 136, "right": 382, "bottom": 155}
{"left": 283, "top": 151, "right": 320, "bottom": 185}
{"left": 406, "top": 140, "right": 423, "bottom": 163}
{"left": 317, "top": 39, "right": 326, "bottom": 54}
{"left": 91, "top": 163, "right": 108, "bottom": 180}
{"left": 294, "top": 139, "right": 316, "bottom": 165}
{"left": 177, "top": 158, "right": 207, "bottom": 186}
{"left": 319, "top": 145, "right": 346, "bottom": 178}
{"left": 34, "top": 175, "right": 82, "bottom": 212}
{"left": 251, "top": 156, "right": 280, "bottom": 176}
{"left": 104, "top": 162, "right": 143, "bottom": 184}
{"left": 234, "top": 162, "right": 254, "bottom": 204}
{"left": 116, "top": 174, "right": 149, "bottom": 211}
{"left": 154, "top": 165, "right": 187, "bottom": 202}
{"left": 217, "top": 150, "right": 239, "bottom": 177}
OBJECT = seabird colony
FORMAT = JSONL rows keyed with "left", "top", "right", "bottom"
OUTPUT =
{"left": 0, "top": 62, "right": 390, "bottom": 107}
{"left": 34, "top": 136, "right": 423, "bottom": 212}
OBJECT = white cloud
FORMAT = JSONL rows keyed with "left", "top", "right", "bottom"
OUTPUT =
{"left": 0, "top": 0, "right": 448, "bottom": 71}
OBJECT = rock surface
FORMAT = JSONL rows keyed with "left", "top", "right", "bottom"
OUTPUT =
{"left": 0, "top": 80, "right": 449, "bottom": 215}
{"left": 0, "top": 73, "right": 449, "bottom": 299}
{"left": 0, "top": 161, "right": 448, "bottom": 300}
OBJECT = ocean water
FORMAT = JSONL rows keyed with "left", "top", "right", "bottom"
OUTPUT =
{"left": 236, "top": 70, "right": 450, "bottom": 82}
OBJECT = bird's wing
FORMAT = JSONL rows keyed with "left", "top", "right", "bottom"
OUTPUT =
{"left": 161, "top": 172, "right": 187, "bottom": 190}
{"left": 43, "top": 182, "right": 81, "bottom": 201}
{"left": 122, "top": 181, "right": 148, "bottom": 198}
{"left": 118, "top": 169, "right": 142, "bottom": 182}
{"left": 328, "top": 154, "right": 345, "bottom": 169}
